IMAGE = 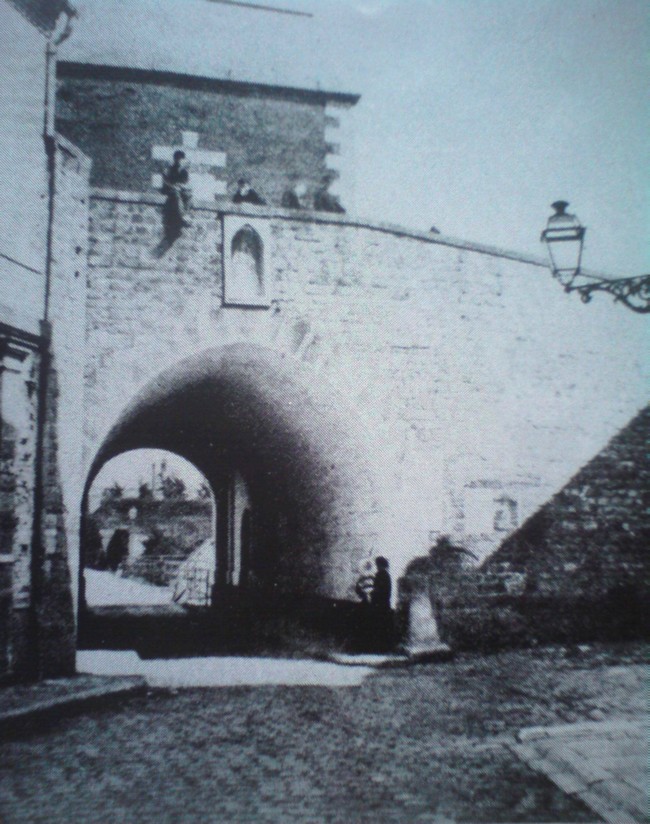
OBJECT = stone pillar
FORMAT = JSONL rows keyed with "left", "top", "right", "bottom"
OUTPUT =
{"left": 405, "top": 590, "right": 452, "bottom": 662}
{"left": 214, "top": 472, "right": 231, "bottom": 591}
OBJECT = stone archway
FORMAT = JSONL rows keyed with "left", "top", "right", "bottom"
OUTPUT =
{"left": 80, "top": 343, "right": 381, "bottom": 650}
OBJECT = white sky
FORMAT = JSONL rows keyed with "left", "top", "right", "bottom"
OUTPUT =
{"left": 77, "top": 0, "right": 648, "bottom": 494}
{"left": 316, "top": 0, "right": 649, "bottom": 277}
{"left": 90, "top": 450, "right": 207, "bottom": 504}
{"left": 65, "top": 0, "right": 649, "bottom": 276}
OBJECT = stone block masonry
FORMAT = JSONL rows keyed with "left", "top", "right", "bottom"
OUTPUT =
{"left": 0, "top": 133, "right": 89, "bottom": 681}
{"left": 486, "top": 404, "right": 650, "bottom": 598}
{"left": 82, "top": 191, "right": 648, "bottom": 601}
{"left": 36, "top": 134, "right": 91, "bottom": 676}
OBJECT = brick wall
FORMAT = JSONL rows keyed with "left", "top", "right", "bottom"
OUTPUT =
{"left": 81, "top": 193, "right": 648, "bottom": 601}
{"left": 485, "top": 405, "right": 650, "bottom": 597}
{"left": 56, "top": 64, "right": 357, "bottom": 209}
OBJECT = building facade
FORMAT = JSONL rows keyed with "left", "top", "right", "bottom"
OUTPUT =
{"left": 1, "top": 0, "right": 647, "bottom": 676}
{"left": 0, "top": 0, "right": 87, "bottom": 680}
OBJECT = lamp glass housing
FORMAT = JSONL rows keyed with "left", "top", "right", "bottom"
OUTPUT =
{"left": 541, "top": 201, "right": 585, "bottom": 286}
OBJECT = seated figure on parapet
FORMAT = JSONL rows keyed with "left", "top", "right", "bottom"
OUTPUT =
{"left": 232, "top": 178, "right": 267, "bottom": 205}
{"left": 162, "top": 150, "right": 192, "bottom": 229}
{"left": 314, "top": 173, "right": 345, "bottom": 214}
{"left": 281, "top": 179, "right": 308, "bottom": 209}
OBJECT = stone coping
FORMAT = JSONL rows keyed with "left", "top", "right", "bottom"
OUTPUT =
{"left": 517, "top": 719, "right": 645, "bottom": 743}
{"left": 90, "top": 187, "right": 555, "bottom": 268}
{"left": 58, "top": 61, "right": 361, "bottom": 107}
{"left": 512, "top": 717, "right": 646, "bottom": 824}
{"left": 55, "top": 132, "right": 93, "bottom": 171}
{"left": 0, "top": 674, "right": 147, "bottom": 735}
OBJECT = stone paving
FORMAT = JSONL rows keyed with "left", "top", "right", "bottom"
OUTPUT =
{"left": 77, "top": 650, "right": 373, "bottom": 687}
{"left": 84, "top": 569, "right": 175, "bottom": 607}
{"left": 6, "top": 643, "right": 644, "bottom": 822}
{"left": 512, "top": 719, "right": 647, "bottom": 823}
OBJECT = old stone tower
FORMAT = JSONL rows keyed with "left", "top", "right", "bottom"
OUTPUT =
{"left": 1, "top": 0, "right": 647, "bottom": 677}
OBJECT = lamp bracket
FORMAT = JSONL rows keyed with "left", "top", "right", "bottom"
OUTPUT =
{"left": 562, "top": 273, "right": 650, "bottom": 314}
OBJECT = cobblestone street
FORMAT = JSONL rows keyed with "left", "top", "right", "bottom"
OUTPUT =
{"left": 0, "top": 643, "right": 645, "bottom": 823}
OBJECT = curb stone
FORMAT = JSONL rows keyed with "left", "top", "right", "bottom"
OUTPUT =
{"left": 0, "top": 676, "right": 147, "bottom": 736}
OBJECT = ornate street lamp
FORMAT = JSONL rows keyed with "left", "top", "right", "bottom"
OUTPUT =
{"left": 540, "top": 201, "right": 585, "bottom": 287}
{"left": 541, "top": 201, "right": 650, "bottom": 313}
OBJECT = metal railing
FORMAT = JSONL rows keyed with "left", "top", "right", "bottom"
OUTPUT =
{"left": 120, "top": 555, "right": 215, "bottom": 606}
{"left": 121, "top": 555, "right": 186, "bottom": 587}
{"left": 172, "top": 565, "right": 214, "bottom": 607}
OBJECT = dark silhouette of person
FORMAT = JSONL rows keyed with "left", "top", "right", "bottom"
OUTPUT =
{"left": 232, "top": 178, "right": 266, "bottom": 205}
{"left": 370, "top": 556, "right": 392, "bottom": 609}
{"left": 371, "top": 557, "right": 393, "bottom": 651}
{"left": 281, "top": 180, "right": 307, "bottom": 209}
{"left": 162, "top": 150, "right": 192, "bottom": 229}
{"left": 313, "top": 174, "right": 345, "bottom": 213}
{"left": 354, "top": 557, "right": 393, "bottom": 651}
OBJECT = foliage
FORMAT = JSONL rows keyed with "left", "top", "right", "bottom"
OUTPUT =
{"left": 401, "top": 535, "right": 478, "bottom": 604}
{"left": 160, "top": 475, "right": 186, "bottom": 501}
{"left": 101, "top": 482, "right": 124, "bottom": 504}
{"left": 197, "top": 482, "right": 212, "bottom": 500}
{"left": 439, "top": 587, "right": 650, "bottom": 652}
{"left": 428, "top": 535, "right": 478, "bottom": 574}
{"left": 142, "top": 526, "right": 178, "bottom": 557}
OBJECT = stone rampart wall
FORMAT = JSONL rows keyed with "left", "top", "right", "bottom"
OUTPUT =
{"left": 83, "top": 192, "right": 649, "bottom": 597}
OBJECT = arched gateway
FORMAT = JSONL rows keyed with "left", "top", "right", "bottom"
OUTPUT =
{"left": 81, "top": 343, "right": 381, "bottom": 620}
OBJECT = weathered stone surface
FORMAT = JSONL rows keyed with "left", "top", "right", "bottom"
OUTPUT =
{"left": 0, "top": 133, "right": 89, "bottom": 680}
{"left": 82, "top": 193, "right": 648, "bottom": 603}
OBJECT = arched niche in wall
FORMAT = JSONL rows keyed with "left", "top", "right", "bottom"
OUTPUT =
{"left": 222, "top": 215, "right": 272, "bottom": 308}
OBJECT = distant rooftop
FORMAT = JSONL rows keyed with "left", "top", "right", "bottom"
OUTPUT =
{"left": 59, "top": 0, "right": 353, "bottom": 96}
{"left": 8, "top": 0, "right": 76, "bottom": 33}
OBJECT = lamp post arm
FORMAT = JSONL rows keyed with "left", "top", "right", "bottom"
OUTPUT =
{"left": 562, "top": 273, "right": 650, "bottom": 314}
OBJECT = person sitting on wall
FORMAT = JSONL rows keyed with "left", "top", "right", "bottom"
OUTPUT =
{"left": 313, "top": 173, "right": 345, "bottom": 214}
{"left": 232, "top": 178, "right": 266, "bottom": 205}
{"left": 281, "top": 180, "right": 308, "bottom": 209}
{"left": 162, "top": 150, "right": 192, "bottom": 229}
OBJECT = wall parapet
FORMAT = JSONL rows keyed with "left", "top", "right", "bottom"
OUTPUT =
{"left": 89, "top": 186, "right": 552, "bottom": 269}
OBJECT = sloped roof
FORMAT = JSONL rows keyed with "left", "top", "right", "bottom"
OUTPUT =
{"left": 484, "top": 404, "right": 650, "bottom": 595}
{"left": 7, "top": 0, "right": 76, "bottom": 32}
{"left": 59, "top": 0, "right": 353, "bottom": 97}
